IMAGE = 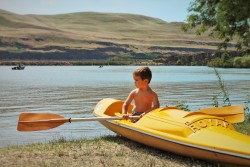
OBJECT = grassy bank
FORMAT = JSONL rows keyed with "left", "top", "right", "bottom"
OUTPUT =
{"left": 1, "top": 135, "right": 219, "bottom": 167}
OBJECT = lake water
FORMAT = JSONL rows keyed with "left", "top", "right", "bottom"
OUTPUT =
{"left": 0, "top": 66, "right": 249, "bottom": 147}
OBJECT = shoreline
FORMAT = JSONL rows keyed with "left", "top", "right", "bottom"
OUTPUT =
{"left": 0, "top": 135, "right": 219, "bottom": 167}
{"left": 0, "top": 60, "right": 167, "bottom": 66}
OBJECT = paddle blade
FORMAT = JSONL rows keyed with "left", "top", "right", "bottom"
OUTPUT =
{"left": 17, "top": 113, "right": 69, "bottom": 131}
{"left": 183, "top": 105, "right": 245, "bottom": 123}
{"left": 196, "top": 105, "right": 244, "bottom": 116}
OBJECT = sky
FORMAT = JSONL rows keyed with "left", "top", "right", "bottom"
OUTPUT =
{"left": 0, "top": 0, "right": 193, "bottom": 22}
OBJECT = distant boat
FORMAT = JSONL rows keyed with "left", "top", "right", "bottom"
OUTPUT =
{"left": 12, "top": 64, "right": 25, "bottom": 70}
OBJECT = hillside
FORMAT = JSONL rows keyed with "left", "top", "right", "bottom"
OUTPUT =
{"left": 0, "top": 9, "right": 237, "bottom": 65}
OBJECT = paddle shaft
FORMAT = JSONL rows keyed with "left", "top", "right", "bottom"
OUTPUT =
{"left": 19, "top": 116, "right": 138, "bottom": 123}
{"left": 70, "top": 116, "right": 135, "bottom": 122}
{"left": 17, "top": 113, "right": 140, "bottom": 131}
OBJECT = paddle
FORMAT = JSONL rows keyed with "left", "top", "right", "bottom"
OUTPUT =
{"left": 183, "top": 105, "right": 245, "bottom": 123}
{"left": 17, "top": 113, "right": 140, "bottom": 132}
{"left": 18, "top": 105, "right": 244, "bottom": 131}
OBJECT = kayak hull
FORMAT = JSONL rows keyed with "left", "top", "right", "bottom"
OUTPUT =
{"left": 93, "top": 98, "right": 250, "bottom": 166}
{"left": 100, "top": 120, "right": 250, "bottom": 166}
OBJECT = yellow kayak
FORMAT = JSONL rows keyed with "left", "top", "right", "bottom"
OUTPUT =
{"left": 93, "top": 98, "right": 250, "bottom": 166}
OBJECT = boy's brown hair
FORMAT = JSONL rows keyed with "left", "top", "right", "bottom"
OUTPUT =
{"left": 133, "top": 66, "right": 152, "bottom": 83}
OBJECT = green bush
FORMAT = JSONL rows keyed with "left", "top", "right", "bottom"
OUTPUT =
{"left": 208, "top": 54, "right": 250, "bottom": 68}
{"left": 233, "top": 55, "right": 250, "bottom": 68}
{"left": 208, "top": 57, "right": 224, "bottom": 67}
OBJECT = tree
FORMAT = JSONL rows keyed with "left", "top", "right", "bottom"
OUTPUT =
{"left": 182, "top": 0, "right": 250, "bottom": 53}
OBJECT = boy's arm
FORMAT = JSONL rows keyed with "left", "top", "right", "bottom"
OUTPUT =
{"left": 152, "top": 93, "right": 160, "bottom": 110}
{"left": 122, "top": 90, "right": 135, "bottom": 114}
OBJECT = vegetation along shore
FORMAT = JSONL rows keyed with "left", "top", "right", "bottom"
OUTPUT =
{"left": 0, "top": 135, "right": 240, "bottom": 167}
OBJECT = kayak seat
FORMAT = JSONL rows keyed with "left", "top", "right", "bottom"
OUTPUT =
{"left": 95, "top": 98, "right": 133, "bottom": 116}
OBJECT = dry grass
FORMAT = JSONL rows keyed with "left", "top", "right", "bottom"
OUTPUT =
{"left": 0, "top": 9, "right": 225, "bottom": 51}
{"left": 0, "top": 9, "right": 238, "bottom": 66}
{"left": 0, "top": 135, "right": 218, "bottom": 167}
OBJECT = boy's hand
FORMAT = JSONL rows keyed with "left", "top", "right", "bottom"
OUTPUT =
{"left": 122, "top": 114, "right": 129, "bottom": 120}
{"left": 140, "top": 112, "right": 146, "bottom": 118}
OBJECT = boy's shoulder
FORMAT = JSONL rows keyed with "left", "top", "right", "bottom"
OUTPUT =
{"left": 131, "top": 88, "right": 139, "bottom": 93}
{"left": 129, "top": 88, "right": 138, "bottom": 96}
{"left": 134, "top": 87, "right": 156, "bottom": 94}
{"left": 147, "top": 87, "right": 158, "bottom": 96}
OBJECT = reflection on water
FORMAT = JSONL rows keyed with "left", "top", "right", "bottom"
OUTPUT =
{"left": 0, "top": 66, "right": 249, "bottom": 147}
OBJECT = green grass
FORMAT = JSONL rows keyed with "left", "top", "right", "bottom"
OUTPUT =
{"left": 0, "top": 135, "right": 218, "bottom": 167}
{"left": 235, "top": 122, "right": 250, "bottom": 135}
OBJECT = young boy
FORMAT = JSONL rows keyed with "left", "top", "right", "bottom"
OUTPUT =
{"left": 122, "top": 66, "right": 160, "bottom": 119}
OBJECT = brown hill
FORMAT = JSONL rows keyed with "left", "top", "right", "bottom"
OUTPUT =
{"left": 0, "top": 9, "right": 236, "bottom": 65}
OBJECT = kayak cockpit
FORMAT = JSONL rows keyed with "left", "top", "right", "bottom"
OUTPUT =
{"left": 94, "top": 98, "right": 132, "bottom": 117}
{"left": 93, "top": 98, "right": 237, "bottom": 138}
